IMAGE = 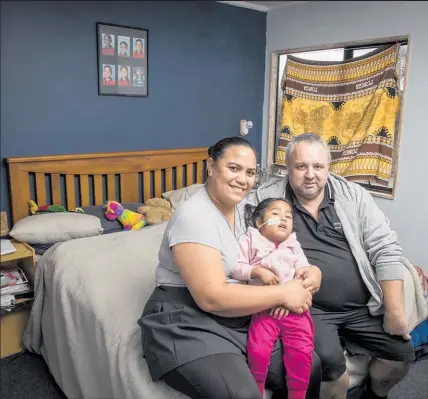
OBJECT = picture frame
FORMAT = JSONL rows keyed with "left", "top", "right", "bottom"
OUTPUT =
{"left": 97, "top": 22, "right": 148, "bottom": 97}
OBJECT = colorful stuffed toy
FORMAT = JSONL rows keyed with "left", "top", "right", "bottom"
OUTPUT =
{"left": 29, "top": 200, "right": 84, "bottom": 215}
{"left": 105, "top": 200, "right": 147, "bottom": 231}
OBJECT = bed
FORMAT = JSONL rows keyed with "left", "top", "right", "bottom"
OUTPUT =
{"left": 7, "top": 148, "right": 208, "bottom": 399}
{"left": 7, "top": 147, "right": 406, "bottom": 399}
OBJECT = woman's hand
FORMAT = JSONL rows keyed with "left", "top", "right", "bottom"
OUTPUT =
{"left": 294, "top": 265, "right": 322, "bottom": 294}
{"left": 270, "top": 272, "right": 317, "bottom": 318}
{"left": 280, "top": 279, "right": 312, "bottom": 314}
{"left": 251, "top": 267, "right": 280, "bottom": 286}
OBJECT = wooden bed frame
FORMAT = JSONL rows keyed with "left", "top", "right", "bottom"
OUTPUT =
{"left": 6, "top": 147, "right": 208, "bottom": 225}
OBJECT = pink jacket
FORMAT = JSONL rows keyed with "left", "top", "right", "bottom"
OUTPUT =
{"left": 232, "top": 227, "right": 309, "bottom": 284}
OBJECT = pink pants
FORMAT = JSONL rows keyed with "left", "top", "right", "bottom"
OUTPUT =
{"left": 247, "top": 311, "right": 314, "bottom": 399}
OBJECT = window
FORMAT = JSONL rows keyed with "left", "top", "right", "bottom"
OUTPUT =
{"left": 267, "top": 37, "right": 409, "bottom": 199}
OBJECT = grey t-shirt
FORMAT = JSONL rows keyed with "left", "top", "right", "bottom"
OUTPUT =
{"left": 156, "top": 187, "right": 243, "bottom": 287}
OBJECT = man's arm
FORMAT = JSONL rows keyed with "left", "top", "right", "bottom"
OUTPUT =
{"left": 357, "top": 185, "right": 403, "bottom": 282}
{"left": 380, "top": 280, "right": 410, "bottom": 339}
{"left": 379, "top": 280, "right": 405, "bottom": 313}
{"left": 355, "top": 185, "right": 409, "bottom": 337}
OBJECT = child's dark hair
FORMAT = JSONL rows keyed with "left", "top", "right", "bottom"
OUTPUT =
{"left": 208, "top": 136, "right": 255, "bottom": 162}
{"left": 245, "top": 198, "right": 291, "bottom": 229}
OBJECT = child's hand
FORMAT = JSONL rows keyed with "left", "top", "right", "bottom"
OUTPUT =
{"left": 294, "top": 266, "right": 322, "bottom": 294}
{"left": 251, "top": 267, "right": 280, "bottom": 286}
{"left": 294, "top": 270, "right": 308, "bottom": 281}
{"left": 270, "top": 306, "right": 289, "bottom": 319}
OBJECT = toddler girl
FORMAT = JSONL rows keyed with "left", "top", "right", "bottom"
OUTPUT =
{"left": 231, "top": 198, "right": 315, "bottom": 399}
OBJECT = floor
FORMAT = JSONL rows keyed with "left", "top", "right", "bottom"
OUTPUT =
{"left": 1, "top": 351, "right": 427, "bottom": 399}
{"left": 0, "top": 352, "right": 65, "bottom": 399}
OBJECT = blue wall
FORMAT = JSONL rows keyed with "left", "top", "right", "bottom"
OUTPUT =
{"left": 0, "top": 1, "right": 266, "bottom": 221}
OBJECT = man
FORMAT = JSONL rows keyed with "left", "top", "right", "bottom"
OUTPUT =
{"left": 102, "top": 34, "right": 114, "bottom": 56}
{"left": 243, "top": 133, "right": 425, "bottom": 399}
{"left": 102, "top": 65, "right": 115, "bottom": 86}
{"left": 118, "top": 66, "right": 130, "bottom": 87}
{"left": 118, "top": 41, "right": 129, "bottom": 57}
{"left": 133, "top": 38, "right": 144, "bottom": 58}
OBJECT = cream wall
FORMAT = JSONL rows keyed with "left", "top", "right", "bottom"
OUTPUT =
{"left": 262, "top": 1, "right": 428, "bottom": 270}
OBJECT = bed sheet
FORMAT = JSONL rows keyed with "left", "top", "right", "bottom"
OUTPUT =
{"left": 23, "top": 222, "right": 188, "bottom": 399}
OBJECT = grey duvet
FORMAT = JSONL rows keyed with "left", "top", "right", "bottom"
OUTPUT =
{"left": 23, "top": 223, "right": 188, "bottom": 399}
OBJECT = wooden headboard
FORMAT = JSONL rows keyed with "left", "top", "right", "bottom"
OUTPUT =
{"left": 6, "top": 147, "right": 208, "bottom": 224}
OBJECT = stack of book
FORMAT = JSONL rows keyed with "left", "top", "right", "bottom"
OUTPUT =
{"left": 1, "top": 268, "right": 32, "bottom": 314}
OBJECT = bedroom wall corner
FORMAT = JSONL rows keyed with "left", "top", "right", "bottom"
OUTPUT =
{"left": 262, "top": 1, "right": 428, "bottom": 270}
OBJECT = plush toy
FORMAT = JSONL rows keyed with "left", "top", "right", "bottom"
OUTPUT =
{"left": 137, "top": 197, "right": 172, "bottom": 225}
{"left": 29, "top": 200, "right": 84, "bottom": 215}
{"left": 105, "top": 200, "right": 147, "bottom": 231}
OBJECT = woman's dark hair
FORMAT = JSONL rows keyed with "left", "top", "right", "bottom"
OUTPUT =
{"left": 208, "top": 136, "right": 255, "bottom": 162}
{"left": 245, "top": 198, "right": 291, "bottom": 229}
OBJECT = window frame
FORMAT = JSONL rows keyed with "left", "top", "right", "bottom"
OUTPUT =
{"left": 265, "top": 35, "right": 410, "bottom": 199}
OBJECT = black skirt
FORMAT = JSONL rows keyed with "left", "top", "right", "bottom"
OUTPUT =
{"left": 138, "top": 286, "right": 254, "bottom": 382}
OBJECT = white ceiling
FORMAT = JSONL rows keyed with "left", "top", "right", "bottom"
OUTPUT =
{"left": 218, "top": 1, "right": 308, "bottom": 12}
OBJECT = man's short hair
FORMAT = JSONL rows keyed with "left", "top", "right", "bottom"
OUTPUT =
{"left": 285, "top": 133, "right": 331, "bottom": 164}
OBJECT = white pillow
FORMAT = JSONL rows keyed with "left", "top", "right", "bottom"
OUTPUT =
{"left": 9, "top": 213, "right": 103, "bottom": 244}
{"left": 162, "top": 184, "right": 204, "bottom": 210}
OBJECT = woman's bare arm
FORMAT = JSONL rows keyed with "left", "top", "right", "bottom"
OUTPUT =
{"left": 173, "top": 243, "right": 312, "bottom": 318}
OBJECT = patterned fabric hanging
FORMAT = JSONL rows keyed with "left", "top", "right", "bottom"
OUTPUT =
{"left": 276, "top": 45, "right": 400, "bottom": 186}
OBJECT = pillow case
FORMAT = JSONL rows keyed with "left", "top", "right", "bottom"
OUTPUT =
{"left": 162, "top": 184, "right": 204, "bottom": 210}
{"left": 82, "top": 202, "right": 143, "bottom": 234}
{"left": 9, "top": 213, "right": 103, "bottom": 245}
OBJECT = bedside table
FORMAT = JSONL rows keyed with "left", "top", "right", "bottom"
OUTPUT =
{"left": 1, "top": 240, "right": 36, "bottom": 359}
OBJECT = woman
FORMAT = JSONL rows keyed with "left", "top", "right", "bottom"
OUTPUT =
{"left": 139, "top": 137, "right": 322, "bottom": 398}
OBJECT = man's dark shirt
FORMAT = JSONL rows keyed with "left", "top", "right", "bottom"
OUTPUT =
{"left": 286, "top": 183, "right": 371, "bottom": 312}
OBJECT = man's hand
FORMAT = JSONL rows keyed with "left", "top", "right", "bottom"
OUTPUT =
{"left": 294, "top": 265, "right": 322, "bottom": 294}
{"left": 251, "top": 267, "right": 280, "bottom": 286}
{"left": 383, "top": 310, "right": 411, "bottom": 340}
{"left": 380, "top": 280, "right": 410, "bottom": 340}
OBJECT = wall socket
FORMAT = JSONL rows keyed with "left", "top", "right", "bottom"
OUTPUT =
{"left": 240, "top": 120, "right": 253, "bottom": 136}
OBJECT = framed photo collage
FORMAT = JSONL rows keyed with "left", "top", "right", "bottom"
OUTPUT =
{"left": 97, "top": 22, "right": 148, "bottom": 97}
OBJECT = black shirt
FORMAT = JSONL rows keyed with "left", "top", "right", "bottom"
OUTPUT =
{"left": 286, "top": 183, "right": 371, "bottom": 312}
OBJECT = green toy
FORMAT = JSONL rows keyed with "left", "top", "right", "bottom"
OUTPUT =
{"left": 28, "top": 200, "right": 84, "bottom": 215}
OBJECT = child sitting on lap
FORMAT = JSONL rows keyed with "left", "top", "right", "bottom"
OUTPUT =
{"left": 231, "top": 197, "right": 315, "bottom": 399}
